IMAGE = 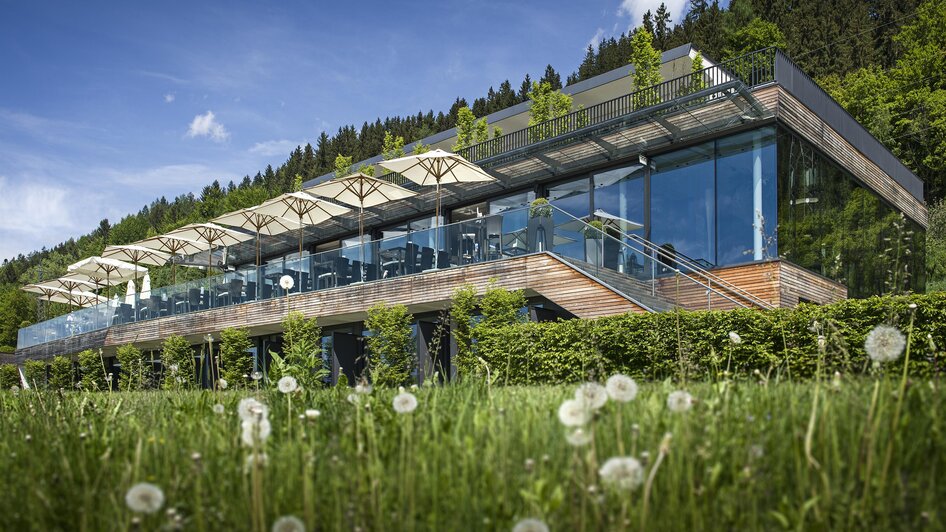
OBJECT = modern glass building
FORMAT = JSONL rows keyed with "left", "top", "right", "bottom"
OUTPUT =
{"left": 10, "top": 46, "right": 927, "bottom": 381}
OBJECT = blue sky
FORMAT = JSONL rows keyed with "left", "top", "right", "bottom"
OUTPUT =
{"left": 0, "top": 0, "right": 691, "bottom": 262}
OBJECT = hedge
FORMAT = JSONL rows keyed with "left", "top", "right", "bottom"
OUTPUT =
{"left": 0, "top": 363, "right": 19, "bottom": 389}
{"left": 474, "top": 293, "right": 946, "bottom": 384}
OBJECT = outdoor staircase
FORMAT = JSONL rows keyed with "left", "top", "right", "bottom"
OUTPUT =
{"left": 556, "top": 255, "right": 676, "bottom": 312}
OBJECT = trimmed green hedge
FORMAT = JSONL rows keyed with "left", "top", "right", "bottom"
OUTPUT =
{"left": 0, "top": 363, "right": 19, "bottom": 389}
{"left": 474, "top": 293, "right": 946, "bottom": 384}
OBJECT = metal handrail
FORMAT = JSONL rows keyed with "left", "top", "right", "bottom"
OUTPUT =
{"left": 547, "top": 205, "right": 752, "bottom": 310}
{"left": 625, "top": 233, "right": 776, "bottom": 310}
{"left": 456, "top": 47, "right": 777, "bottom": 164}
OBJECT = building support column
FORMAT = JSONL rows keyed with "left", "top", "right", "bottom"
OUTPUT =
{"left": 753, "top": 130, "right": 764, "bottom": 261}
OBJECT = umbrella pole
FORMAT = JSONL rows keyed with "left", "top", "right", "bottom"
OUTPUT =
{"left": 256, "top": 228, "right": 261, "bottom": 268}
{"left": 208, "top": 242, "right": 213, "bottom": 277}
{"left": 359, "top": 204, "right": 365, "bottom": 268}
{"left": 435, "top": 180, "right": 442, "bottom": 258}
{"left": 298, "top": 214, "right": 304, "bottom": 259}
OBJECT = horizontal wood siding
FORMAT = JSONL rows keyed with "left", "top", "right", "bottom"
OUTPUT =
{"left": 778, "top": 261, "right": 848, "bottom": 305}
{"left": 774, "top": 88, "right": 927, "bottom": 227}
{"left": 656, "top": 261, "right": 781, "bottom": 311}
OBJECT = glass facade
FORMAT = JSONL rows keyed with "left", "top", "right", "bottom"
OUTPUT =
{"left": 545, "top": 127, "right": 778, "bottom": 269}
{"left": 776, "top": 130, "right": 925, "bottom": 297}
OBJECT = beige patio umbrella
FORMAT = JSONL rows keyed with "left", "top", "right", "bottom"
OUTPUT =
{"left": 164, "top": 223, "right": 254, "bottom": 276}
{"left": 22, "top": 283, "right": 69, "bottom": 318}
{"left": 68, "top": 256, "right": 147, "bottom": 299}
{"left": 135, "top": 235, "right": 209, "bottom": 283}
{"left": 103, "top": 244, "right": 171, "bottom": 286}
{"left": 254, "top": 191, "right": 351, "bottom": 259}
{"left": 213, "top": 207, "right": 301, "bottom": 267}
{"left": 49, "top": 277, "right": 97, "bottom": 294}
{"left": 305, "top": 172, "right": 416, "bottom": 242}
{"left": 379, "top": 149, "right": 495, "bottom": 251}
{"left": 305, "top": 172, "right": 416, "bottom": 265}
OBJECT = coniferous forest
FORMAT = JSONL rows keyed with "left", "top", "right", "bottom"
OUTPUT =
{"left": 1, "top": 0, "right": 944, "bottom": 350}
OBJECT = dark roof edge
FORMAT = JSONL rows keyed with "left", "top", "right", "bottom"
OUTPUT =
{"left": 773, "top": 50, "right": 925, "bottom": 203}
{"left": 304, "top": 44, "right": 694, "bottom": 188}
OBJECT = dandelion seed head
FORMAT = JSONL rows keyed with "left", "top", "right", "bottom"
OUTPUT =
{"left": 271, "top": 515, "right": 305, "bottom": 532}
{"left": 304, "top": 409, "right": 320, "bottom": 420}
{"left": 512, "top": 518, "right": 550, "bottom": 532}
{"left": 251, "top": 371, "right": 264, "bottom": 381}
{"left": 575, "top": 382, "right": 608, "bottom": 410}
{"left": 237, "top": 397, "right": 268, "bottom": 421}
{"left": 125, "top": 482, "right": 165, "bottom": 514}
{"left": 728, "top": 331, "right": 742, "bottom": 345}
{"left": 217, "top": 378, "right": 228, "bottom": 390}
{"left": 277, "top": 376, "right": 298, "bottom": 394}
{"left": 355, "top": 383, "right": 372, "bottom": 395}
{"left": 565, "top": 427, "right": 593, "bottom": 447}
{"left": 241, "top": 418, "right": 272, "bottom": 446}
{"left": 667, "top": 390, "right": 693, "bottom": 413}
{"left": 557, "top": 398, "right": 591, "bottom": 427}
{"left": 212, "top": 404, "right": 225, "bottom": 415}
{"left": 244, "top": 452, "right": 268, "bottom": 471}
{"left": 392, "top": 392, "right": 418, "bottom": 414}
{"left": 605, "top": 374, "right": 638, "bottom": 402}
{"left": 865, "top": 324, "right": 906, "bottom": 363}
{"left": 346, "top": 393, "right": 360, "bottom": 405}
{"left": 598, "top": 456, "right": 644, "bottom": 492}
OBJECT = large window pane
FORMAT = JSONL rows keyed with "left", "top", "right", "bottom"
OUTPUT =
{"left": 548, "top": 177, "right": 590, "bottom": 259}
{"left": 651, "top": 142, "right": 715, "bottom": 266}
{"left": 716, "top": 128, "right": 777, "bottom": 265}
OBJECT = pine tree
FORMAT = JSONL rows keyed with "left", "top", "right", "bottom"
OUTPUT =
{"left": 654, "top": 3, "right": 672, "bottom": 50}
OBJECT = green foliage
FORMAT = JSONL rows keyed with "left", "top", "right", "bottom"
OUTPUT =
{"left": 2, "top": 381, "right": 946, "bottom": 529}
{"left": 0, "top": 363, "right": 19, "bottom": 389}
{"left": 529, "top": 198, "right": 552, "bottom": 219}
{"left": 724, "top": 18, "right": 786, "bottom": 59}
{"left": 333, "top": 154, "right": 353, "bottom": 178}
{"left": 77, "top": 349, "right": 107, "bottom": 391}
{"left": 49, "top": 355, "right": 74, "bottom": 390}
{"left": 356, "top": 163, "right": 375, "bottom": 177}
{"left": 476, "top": 281, "right": 526, "bottom": 332}
{"left": 23, "top": 360, "right": 47, "bottom": 390}
{"left": 450, "top": 284, "right": 478, "bottom": 378}
{"left": 293, "top": 174, "right": 304, "bottom": 192}
{"left": 161, "top": 335, "right": 194, "bottom": 390}
{"left": 365, "top": 303, "right": 415, "bottom": 387}
{"left": 381, "top": 131, "right": 405, "bottom": 160}
{"left": 584, "top": 220, "right": 605, "bottom": 239}
{"left": 474, "top": 292, "right": 946, "bottom": 385}
{"left": 0, "top": 287, "right": 34, "bottom": 348}
{"left": 629, "top": 26, "right": 662, "bottom": 107}
{"left": 527, "top": 81, "right": 574, "bottom": 141}
{"left": 827, "top": 0, "right": 946, "bottom": 204}
{"left": 411, "top": 141, "right": 430, "bottom": 155}
{"left": 116, "top": 344, "right": 148, "bottom": 391}
{"left": 686, "top": 51, "right": 707, "bottom": 95}
{"left": 453, "top": 106, "right": 489, "bottom": 151}
{"left": 219, "top": 327, "right": 253, "bottom": 387}
{"left": 928, "top": 200, "right": 946, "bottom": 292}
{"left": 270, "top": 312, "right": 326, "bottom": 389}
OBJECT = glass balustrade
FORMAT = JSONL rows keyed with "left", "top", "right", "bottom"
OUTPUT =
{"left": 17, "top": 204, "right": 679, "bottom": 349}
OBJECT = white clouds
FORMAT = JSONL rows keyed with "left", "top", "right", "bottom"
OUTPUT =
{"left": 164, "top": 93, "right": 175, "bottom": 103}
{"left": 0, "top": 175, "right": 91, "bottom": 261}
{"left": 616, "top": 0, "right": 689, "bottom": 31}
{"left": 186, "top": 111, "right": 229, "bottom": 142}
{"left": 248, "top": 139, "right": 302, "bottom": 157}
{"left": 588, "top": 28, "right": 606, "bottom": 50}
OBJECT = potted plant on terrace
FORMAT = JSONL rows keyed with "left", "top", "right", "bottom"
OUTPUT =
{"left": 528, "top": 198, "right": 553, "bottom": 252}
{"left": 584, "top": 220, "right": 605, "bottom": 266}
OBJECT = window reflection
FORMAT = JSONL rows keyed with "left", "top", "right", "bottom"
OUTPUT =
{"left": 651, "top": 142, "right": 715, "bottom": 266}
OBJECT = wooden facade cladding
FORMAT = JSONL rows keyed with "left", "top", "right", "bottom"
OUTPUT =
{"left": 14, "top": 253, "right": 644, "bottom": 361}
{"left": 766, "top": 86, "right": 928, "bottom": 227}
{"left": 658, "top": 259, "right": 847, "bottom": 311}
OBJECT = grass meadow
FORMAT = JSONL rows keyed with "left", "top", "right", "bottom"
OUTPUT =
{"left": 1, "top": 375, "right": 943, "bottom": 531}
